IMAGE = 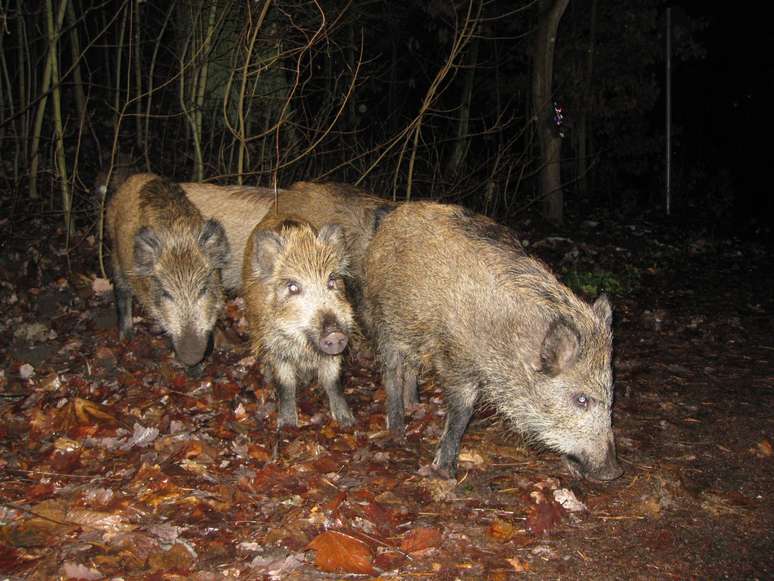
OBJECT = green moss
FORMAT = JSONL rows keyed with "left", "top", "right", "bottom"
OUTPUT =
{"left": 562, "top": 267, "right": 640, "bottom": 297}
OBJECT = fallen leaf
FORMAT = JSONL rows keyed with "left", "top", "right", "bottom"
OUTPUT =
{"left": 506, "top": 556, "right": 530, "bottom": 572}
{"left": 458, "top": 448, "right": 486, "bottom": 466}
{"left": 400, "top": 527, "right": 442, "bottom": 553}
{"left": 526, "top": 499, "right": 563, "bottom": 535}
{"left": 488, "top": 519, "right": 515, "bottom": 541}
{"left": 91, "top": 277, "right": 113, "bottom": 295}
{"left": 19, "top": 364, "right": 35, "bottom": 380}
{"left": 73, "top": 398, "right": 118, "bottom": 426}
{"left": 553, "top": 488, "right": 587, "bottom": 512}
{"left": 62, "top": 561, "right": 103, "bottom": 580}
{"left": 307, "top": 530, "right": 376, "bottom": 575}
{"left": 755, "top": 439, "right": 772, "bottom": 458}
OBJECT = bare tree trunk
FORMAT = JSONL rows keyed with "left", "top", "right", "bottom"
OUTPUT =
{"left": 66, "top": 1, "right": 86, "bottom": 135}
{"left": 532, "top": 0, "right": 569, "bottom": 225}
{"left": 132, "top": 0, "right": 144, "bottom": 152}
{"left": 577, "top": 0, "right": 597, "bottom": 196}
{"left": 29, "top": 0, "right": 69, "bottom": 200}
{"left": 445, "top": 27, "right": 480, "bottom": 176}
{"left": 46, "top": 0, "right": 72, "bottom": 235}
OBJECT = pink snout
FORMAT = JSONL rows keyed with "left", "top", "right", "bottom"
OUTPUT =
{"left": 319, "top": 331, "right": 348, "bottom": 355}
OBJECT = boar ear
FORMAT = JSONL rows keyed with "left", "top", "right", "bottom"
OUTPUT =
{"left": 318, "top": 223, "right": 345, "bottom": 250}
{"left": 198, "top": 219, "right": 230, "bottom": 270}
{"left": 249, "top": 230, "right": 284, "bottom": 279}
{"left": 592, "top": 293, "right": 613, "bottom": 331}
{"left": 373, "top": 204, "right": 395, "bottom": 232}
{"left": 537, "top": 319, "right": 580, "bottom": 376}
{"left": 133, "top": 227, "right": 162, "bottom": 276}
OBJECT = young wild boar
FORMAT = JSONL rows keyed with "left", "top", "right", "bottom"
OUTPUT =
{"left": 106, "top": 173, "right": 230, "bottom": 368}
{"left": 362, "top": 202, "right": 622, "bottom": 481}
{"left": 243, "top": 214, "right": 356, "bottom": 427}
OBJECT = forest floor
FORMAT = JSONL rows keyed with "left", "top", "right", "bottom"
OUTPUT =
{"left": 0, "top": 209, "right": 772, "bottom": 580}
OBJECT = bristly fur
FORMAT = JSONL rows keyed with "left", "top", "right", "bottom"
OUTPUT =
{"left": 106, "top": 173, "right": 229, "bottom": 367}
{"left": 363, "top": 201, "right": 621, "bottom": 480}
{"left": 242, "top": 215, "right": 355, "bottom": 427}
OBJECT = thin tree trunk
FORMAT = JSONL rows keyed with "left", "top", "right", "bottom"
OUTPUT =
{"left": 445, "top": 27, "right": 479, "bottom": 176}
{"left": 132, "top": 0, "right": 144, "bottom": 152}
{"left": 577, "top": 0, "right": 597, "bottom": 196}
{"left": 29, "top": 0, "right": 69, "bottom": 200}
{"left": 46, "top": 0, "right": 72, "bottom": 234}
{"left": 66, "top": 0, "right": 86, "bottom": 131}
{"left": 112, "top": 4, "right": 128, "bottom": 135}
{"left": 532, "top": 0, "right": 569, "bottom": 225}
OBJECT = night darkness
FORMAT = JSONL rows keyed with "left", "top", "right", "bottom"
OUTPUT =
{"left": 672, "top": 5, "right": 773, "bottom": 237}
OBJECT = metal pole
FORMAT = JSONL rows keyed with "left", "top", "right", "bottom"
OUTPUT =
{"left": 665, "top": 6, "right": 672, "bottom": 215}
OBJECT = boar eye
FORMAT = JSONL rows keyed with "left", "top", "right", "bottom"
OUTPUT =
{"left": 574, "top": 394, "right": 590, "bottom": 410}
{"left": 287, "top": 281, "right": 301, "bottom": 295}
{"left": 198, "top": 286, "right": 208, "bottom": 299}
{"left": 327, "top": 274, "right": 337, "bottom": 290}
{"left": 161, "top": 289, "right": 173, "bottom": 301}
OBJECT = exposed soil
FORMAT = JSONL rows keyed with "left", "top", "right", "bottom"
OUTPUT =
{"left": 0, "top": 214, "right": 772, "bottom": 579}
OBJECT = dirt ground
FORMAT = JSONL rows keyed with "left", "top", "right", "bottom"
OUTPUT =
{"left": 0, "top": 212, "right": 772, "bottom": 580}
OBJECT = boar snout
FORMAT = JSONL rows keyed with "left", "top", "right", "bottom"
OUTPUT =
{"left": 319, "top": 330, "right": 348, "bottom": 355}
{"left": 319, "top": 318, "right": 349, "bottom": 355}
{"left": 174, "top": 326, "right": 212, "bottom": 367}
{"left": 564, "top": 440, "right": 623, "bottom": 481}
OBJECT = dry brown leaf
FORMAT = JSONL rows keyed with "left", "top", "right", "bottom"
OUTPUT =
{"left": 756, "top": 439, "right": 772, "bottom": 457}
{"left": 526, "top": 499, "right": 563, "bottom": 535}
{"left": 399, "top": 527, "right": 442, "bottom": 553}
{"left": 73, "top": 398, "right": 118, "bottom": 425}
{"left": 147, "top": 542, "right": 195, "bottom": 573}
{"left": 307, "top": 530, "right": 376, "bottom": 575}
{"left": 488, "top": 518, "right": 515, "bottom": 541}
{"left": 91, "top": 277, "right": 113, "bottom": 295}
{"left": 506, "top": 557, "right": 530, "bottom": 572}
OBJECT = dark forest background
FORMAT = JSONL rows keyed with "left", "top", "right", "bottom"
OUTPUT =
{"left": 0, "top": 0, "right": 767, "bottom": 243}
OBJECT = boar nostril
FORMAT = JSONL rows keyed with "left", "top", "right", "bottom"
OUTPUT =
{"left": 319, "top": 331, "right": 348, "bottom": 355}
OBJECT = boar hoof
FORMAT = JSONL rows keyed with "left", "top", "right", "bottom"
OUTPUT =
{"left": 186, "top": 363, "right": 204, "bottom": 379}
{"left": 278, "top": 411, "right": 299, "bottom": 429}
{"left": 319, "top": 331, "right": 348, "bottom": 355}
{"left": 423, "top": 462, "right": 456, "bottom": 481}
{"left": 332, "top": 407, "right": 355, "bottom": 427}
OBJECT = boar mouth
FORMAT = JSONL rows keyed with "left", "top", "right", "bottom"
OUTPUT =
{"left": 173, "top": 329, "right": 214, "bottom": 367}
{"left": 563, "top": 452, "right": 623, "bottom": 482}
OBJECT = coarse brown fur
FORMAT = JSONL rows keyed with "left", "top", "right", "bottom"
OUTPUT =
{"left": 242, "top": 214, "right": 355, "bottom": 427}
{"left": 182, "top": 180, "right": 392, "bottom": 296}
{"left": 106, "top": 173, "right": 230, "bottom": 367}
{"left": 362, "top": 201, "right": 622, "bottom": 480}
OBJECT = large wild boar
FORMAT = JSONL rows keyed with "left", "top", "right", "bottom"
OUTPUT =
{"left": 362, "top": 202, "right": 623, "bottom": 481}
{"left": 242, "top": 213, "right": 355, "bottom": 427}
{"left": 182, "top": 181, "right": 391, "bottom": 304}
{"left": 106, "top": 173, "right": 230, "bottom": 368}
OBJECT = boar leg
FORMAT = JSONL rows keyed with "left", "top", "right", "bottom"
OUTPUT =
{"left": 402, "top": 365, "right": 419, "bottom": 407}
{"left": 382, "top": 347, "right": 407, "bottom": 435}
{"left": 433, "top": 390, "right": 476, "bottom": 478}
{"left": 273, "top": 363, "right": 299, "bottom": 428}
{"left": 319, "top": 358, "right": 355, "bottom": 426}
{"left": 112, "top": 269, "right": 134, "bottom": 339}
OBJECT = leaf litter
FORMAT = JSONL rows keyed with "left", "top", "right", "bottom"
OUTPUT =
{"left": 0, "top": 218, "right": 772, "bottom": 578}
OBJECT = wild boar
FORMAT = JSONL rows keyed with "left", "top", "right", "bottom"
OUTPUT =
{"left": 243, "top": 213, "right": 355, "bottom": 427}
{"left": 362, "top": 202, "right": 622, "bottom": 481}
{"left": 106, "top": 173, "right": 230, "bottom": 367}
